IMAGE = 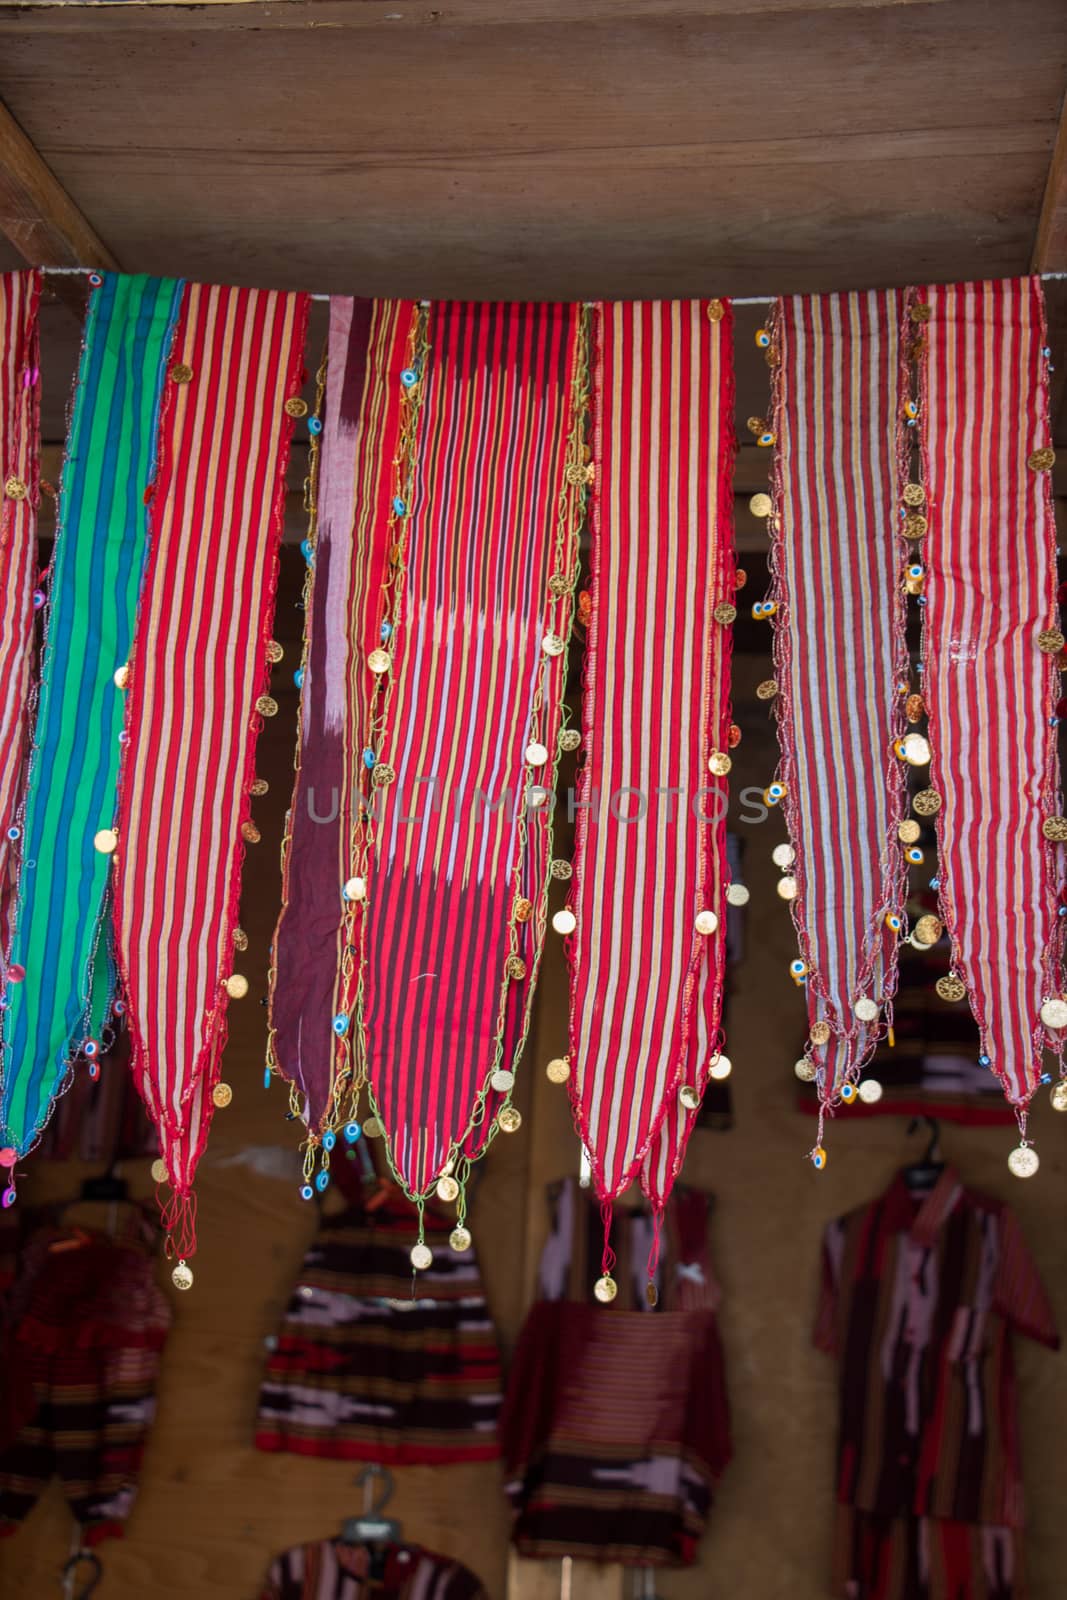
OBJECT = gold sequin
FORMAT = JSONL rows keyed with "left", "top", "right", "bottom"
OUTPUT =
{"left": 513, "top": 897, "right": 532, "bottom": 923}
{"left": 913, "top": 913, "right": 943, "bottom": 946}
{"left": 810, "top": 1021, "right": 831, "bottom": 1046}
{"left": 436, "top": 1175, "right": 460, "bottom": 1202}
{"left": 747, "top": 416, "right": 768, "bottom": 437}
{"left": 212, "top": 1082, "right": 233, "bottom": 1109}
{"left": 1042, "top": 815, "right": 1067, "bottom": 841}
{"left": 898, "top": 819, "right": 921, "bottom": 844}
{"left": 266, "top": 640, "right": 284, "bottom": 663}
{"left": 936, "top": 974, "right": 966, "bottom": 1002}
{"left": 913, "top": 788, "right": 942, "bottom": 816}
{"left": 170, "top": 364, "right": 194, "bottom": 385}
{"left": 284, "top": 397, "right": 309, "bottom": 419}
{"left": 902, "top": 483, "right": 926, "bottom": 507}
{"left": 558, "top": 728, "right": 582, "bottom": 752}
{"left": 241, "top": 820, "right": 261, "bottom": 844}
{"left": 255, "top": 695, "right": 278, "bottom": 717}
{"left": 1037, "top": 629, "right": 1065, "bottom": 654}
{"left": 749, "top": 492, "right": 773, "bottom": 518}
{"left": 498, "top": 1105, "right": 522, "bottom": 1133}
{"left": 551, "top": 860, "right": 572, "bottom": 881}
{"left": 3, "top": 477, "right": 27, "bottom": 501}
{"left": 1028, "top": 447, "right": 1055, "bottom": 472}
{"left": 756, "top": 679, "right": 778, "bottom": 702}
{"left": 910, "top": 302, "right": 932, "bottom": 324}
{"left": 232, "top": 928, "right": 248, "bottom": 951}
{"left": 706, "top": 299, "right": 725, "bottom": 322}
{"left": 371, "top": 763, "right": 396, "bottom": 787}
{"left": 225, "top": 973, "right": 249, "bottom": 999}
{"left": 505, "top": 955, "right": 527, "bottom": 980}
{"left": 713, "top": 602, "right": 737, "bottom": 626}
{"left": 594, "top": 1274, "right": 618, "bottom": 1304}
{"left": 547, "top": 573, "right": 570, "bottom": 598}
{"left": 902, "top": 513, "right": 928, "bottom": 542}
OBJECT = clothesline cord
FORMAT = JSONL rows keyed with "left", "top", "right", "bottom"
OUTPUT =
{"left": 33, "top": 266, "right": 1067, "bottom": 307}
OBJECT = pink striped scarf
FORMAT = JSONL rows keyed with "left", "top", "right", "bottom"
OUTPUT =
{"left": 768, "top": 291, "right": 910, "bottom": 1135}
{"left": 917, "top": 277, "right": 1062, "bottom": 1123}
{"left": 113, "top": 283, "right": 309, "bottom": 1257}
{"left": 567, "top": 300, "right": 735, "bottom": 1259}
{"left": 0, "top": 271, "right": 39, "bottom": 954}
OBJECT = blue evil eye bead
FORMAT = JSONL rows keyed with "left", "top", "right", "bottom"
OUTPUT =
{"left": 392, "top": 496, "right": 407, "bottom": 516}
{"left": 379, "top": 621, "right": 393, "bottom": 642}
{"left": 812, "top": 1146, "right": 827, "bottom": 1171}
{"left": 755, "top": 328, "right": 772, "bottom": 349}
{"left": 839, "top": 1082, "right": 858, "bottom": 1103}
{"left": 88, "top": 1061, "right": 101, "bottom": 1081}
{"left": 758, "top": 429, "right": 776, "bottom": 448}
{"left": 1, "top": 1186, "right": 15, "bottom": 1209}
{"left": 904, "top": 399, "right": 920, "bottom": 420}
{"left": 315, "top": 1169, "right": 331, "bottom": 1193}
{"left": 5, "top": 826, "right": 18, "bottom": 842}
{"left": 979, "top": 1054, "right": 991, "bottom": 1067}
{"left": 300, "top": 1183, "right": 314, "bottom": 1202}
{"left": 752, "top": 600, "right": 767, "bottom": 619}
{"left": 113, "top": 999, "right": 126, "bottom": 1017}
{"left": 294, "top": 668, "right": 305, "bottom": 690}
{"left": 362, "top": 748, "right": 376, "bottom": 770}
{"left": 308, "top": 416, "right": 323, "bottom": 436}
{"left": 929, "top": 877, "right": 940, "bottom": 890}
{"left": 263, "top": 1066, "right": 272, "bottom": 1087}
{"left": 907, "top": 563, "right": 924, "bottom": 581}
{"left": 344, "top": 1120, "right": 362, "bottom": 1144}
{"left": 906, "top": 846, "right": 924, "bottom": 864}
{"left": 789, "top": 958, "right": 808, "bottom": 979}
{"left": 88, "top": 272, "right": 103, "bottom": 288}
{"left": 400, "top": 368, "right": 419, "bottom": 388}
{"left": 332, "top": 1013, "right": 349, "bottom": 1037}
{"left": 884, "top": 911, "right": 903, "bottom": 932}
{"left": 764, "top": 782, "right": 786, "bottom": 806}
{"left": 32, "top": 590, "right": 45, "bottom": 610}
{"left": 323, "top": 1129, "right": 337, "bottom": 1152}
{"left": 83, "top": 1038, "right": 100, "bottom": 1059}
{"left": 300, "top": 538, "right": 314, "bottom": 562}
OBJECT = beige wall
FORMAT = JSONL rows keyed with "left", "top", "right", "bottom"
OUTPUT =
{"left": 1, "top": 609, "right": 1065, "bottom": 1600}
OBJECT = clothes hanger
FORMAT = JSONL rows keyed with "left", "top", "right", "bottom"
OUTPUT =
{"left": 902, "top": 1115, "right": 945, "bottom": 1192}
{"left": 60, "top": 1546, "right": 102, "bottom": 1599}
{"left": 340, "top": 1465, "right": 402, "bottom": 1581}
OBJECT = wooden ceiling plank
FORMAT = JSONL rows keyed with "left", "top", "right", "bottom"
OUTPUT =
{"left": 1032, "top": 85, "right": 1067, "bottom": 272}
{"left": 0, "top": 0, "right": 951, "bottom": 34}
{"left": 0, "top": 95, "right": 116, "bottom": 311}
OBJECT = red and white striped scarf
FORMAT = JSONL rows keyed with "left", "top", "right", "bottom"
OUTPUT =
{"left": 114, "top": 283, "right": 309, "bottom": 1253}
{"left": 568, "top": 300, "right": 735, "bottom": 1252}
{"left": 918, "top": 277, "right": 1062, "bottom": 1117}
{"left": 0, "top": 273, "right": 39, "bottom": 953}
{"left": 769, "top": 291, "right": 910, "bottom": 1126}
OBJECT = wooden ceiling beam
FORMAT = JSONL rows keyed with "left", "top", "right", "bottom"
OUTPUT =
{"left": 1033, "top": 86, "right": 1067, "bottom": 273}
{"left": 0, "top": 95, "right": 117, "bottom": 310}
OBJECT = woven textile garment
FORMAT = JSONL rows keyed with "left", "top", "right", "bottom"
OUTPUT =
{"left": 0, "top": 275, "right": 183, "bottom": 1162}
{"left": 113, "top": 282, "right": 308, "bottom": 1253}
{"left": 567, "top": 299, "right": 735, "bottom": 1248}
{"left": 326, "top": 297, "right": 588, "bottom": 1209}
{"left": 917, "top": 278, "right": 1063, "bottom": 1125}
{"left": 768, "top": 290, "right": 909, "bottom": 1126}
{"left": 0, "top": 271, "right": 40, "bottom": 956}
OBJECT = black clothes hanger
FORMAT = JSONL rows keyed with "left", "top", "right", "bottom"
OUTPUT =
{"left": 340, "top": 1464, "right": 402, "bottom": 1582}
{"left": 60, "top": 1550, "right": 102, "bottom": 1600}
{"left": 902, "top": 1116, "right": 945, "bottom": 1192}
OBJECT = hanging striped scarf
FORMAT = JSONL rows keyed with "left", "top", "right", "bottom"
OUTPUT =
{"left": 337, "top": 301, "right": 586, "bottom": 1212}
{"left": 0, "top": 274, "right": 183, "bottom": 1160}
{"left": 917, "top": 278, "right": 1062, "bottom": 1121}
{"left": 113, "top": 282, "right": 309, "bottom": 1249}
{"left": 768, "top": 291, "right": 910, "bottom": 1130}
{"left": 567, "top": 300, "right": 735, "bottom": 1256}
{"left": 0, "top": 271, "right": 40, "bottom": 957}
{"left": 270, "top": 298, "right": 411, "bottom": 1131}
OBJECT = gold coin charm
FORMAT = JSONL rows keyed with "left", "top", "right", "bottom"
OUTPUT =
{"left": 794, "top": 1056, "right": 817, "bottom": 1082}
{"left": 559, "top": 728, "right": 581, "bottom": 752}
{"left": 913, "top": 914, "right": 943, "bottom": 946}
{"left": 93, "top": 828, "right": 118, "bottom": 855}
{"left": 550, "top": 860, "right": 573, "bottom": 881}
{"left": 910, "top": 302, "right": 932, "bottom": 324}
{"left": 255, "top": 694, "right": 278, "bottom": 718}
{"left": 249, "top": 778, "right": 269, "bottom": 797}
{"left": 150, "top": 1157, "right": 168, "bottom": 1184}
{"left": 491, "top": 1068, "right": 515, "bottom": 1093}
{"left": 594, "top": 1274, "right": 618, "bottom": 1304}
{"left": 1040, "top": 997, "right": 1067, "bottom": 1030}
{"left": 546, "top": 1056, "right": 570, "bottom": 1084}
{"left": 172, "top": 1260, "right": 194, "bottom": 1291}
{"left": 712, "top": 602, "right": 737, "bottom": 626}
{"left": 898, "top": 819, "right": 921, "bottom": 844}
{"left": 678, "top": 1084, "right": 700, "bottom": 1111}
{"left": 436, "top": 1175, "right": 460, "bottom": 1202}
{"left": 902, "top": 483, "right": 926, "bottom": 507}
{"left": 905, "top": 693, "right": 925, "bottom": 723}
{"left": 902, "top": 513, "right": 928, "bottom": 542}
{"left": 1008, "top": 1144, "right": 1040, "bottom": 1179}
{"left": 449, "top": 1225, "right": 472, "bottom": 1253}
{"left": 241, "top": 820, "right": 261, "bottom": 844}
{"left": 212, "top": 1081, "right": 233, "bottom": 1109}
{"left": 810, "top": 1020, "right": 831, "bottom": 1046}
{"left": 505, "top": 955, "right": 527, "bottom": 980}
{"left": 498, "top": 1106, "right": 522, "bottom": 1133}
{"left": 749, "top": 492, "right": 773, "bottom": 518}
{"left": 547, "top": 573, "right": 570, "bottom": 598}
{"left": 266, "top": 640, "right": 284, "bottom": 664}
{"left": 913, "top": 788, "right": 942, "bottom": 816}
{"left": 706, "top": 299, "right": 725, "bottom": 323}
{"left": 756, "top": 678, "right": 778, "bottom": 701}
{"left": 1037, "top": 629, "right": 1065, "bottom": 654}
{"left": 513, "top": 897, "right": 532, "bottom": 923}
{"left": 3, "top": 476, "right": 27, "bottom": 501}
{"left": 224, "top": 973, "right": 249, "bottom": 999}
{"left": 1028, "top": 447, "right": 1056, "bottom": 472}
{"left": 232, "top": 928, "right": 248, "bottom": 951}
{"left": 371, "top": 763, "right": 396, "bottom": 787}
{"left": 707, "top": 751, "right": 732, "bottom": 777}
{"left": 362, "top": 1116, "right": 383, "bottom": 1138}
{"left": 284, "top": 396, "right": 309, "bottom": 419}
{"left": 411, "top": 1242, "right": 433, "bottom": 1271}
{"left": 367, "top": 648, "right": 391, "bottom": 675}
{"left": 936, "top": 974, "right": 966, "bottom": 1002}
{"left": 1042, "top": 816, "right": 1067, "bottom": 842}
{"left": 170, "top": 363, "right": 194, "bottom": 385}
{"left": 1051, "top": 1081, "right": 1067, "bottom": 1113}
